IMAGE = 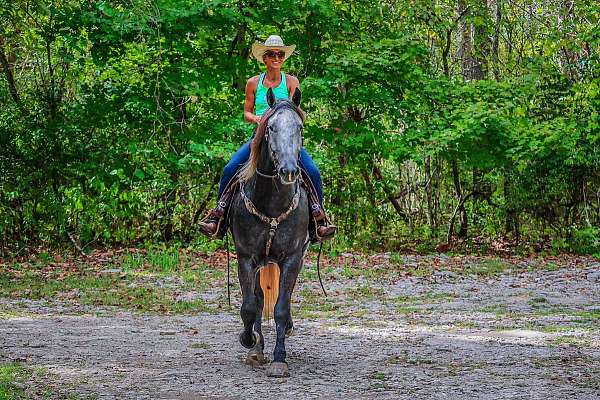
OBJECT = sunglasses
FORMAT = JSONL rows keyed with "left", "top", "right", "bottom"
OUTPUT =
{"left": 264, "top": 50, "right": 286, "bottom": 59}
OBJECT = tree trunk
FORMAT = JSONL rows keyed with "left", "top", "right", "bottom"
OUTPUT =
{"left": 0, "top": 38, "right": 21, "bottom": 107}
{"left": 557, "top": 0, "right": 578, "bottom": 81}
{"left": 472, "top": 1, "right": 491, "bottom": 80}
{"left": 361, "top": 171, "right": 384, "bottom": 234}
{"left": 451, "top": 160, "right": 468, "bottom": 238}
{"left": 457, "top": 0, "right": 472, "bottom": 80}
{"left": 371, "top": 162, "right": 409, "bottom": 223}
{"left": 491, "top": 0, "right": 502, "bottom": 80}
{"left": 503, "top": 166, "right": 519, "bottom": 241}
{"left": 425, "top": 156, "right": 436, "bottom": 229}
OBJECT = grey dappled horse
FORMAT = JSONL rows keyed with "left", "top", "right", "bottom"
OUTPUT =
{"left": 229, "top": 88, "right": 309, "bottom": 378}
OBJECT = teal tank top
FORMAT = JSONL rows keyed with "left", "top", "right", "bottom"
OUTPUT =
{"left": 255, "top": 72, "right": 289, "bottom": 117}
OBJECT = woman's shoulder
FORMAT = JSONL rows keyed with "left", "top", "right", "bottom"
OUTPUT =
{"left": 285, "top": 74, "right": 299, "bottom": 85}
{"left": 245, "top": 74, "right": 261, "bottom": 90}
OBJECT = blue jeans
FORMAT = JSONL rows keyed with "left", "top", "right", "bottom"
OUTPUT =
{"left": 218, "top": 140, "right": 324, "bottom": 204}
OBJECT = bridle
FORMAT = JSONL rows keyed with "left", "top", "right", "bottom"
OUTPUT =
{"left": 241, "top": 101, "right": 304, "bottom": 256}
{"left": 256, "top": 125, "right": 280, "bottom": 178}
{"left": 257, "top": 122, "right": 303, "bottom": 180}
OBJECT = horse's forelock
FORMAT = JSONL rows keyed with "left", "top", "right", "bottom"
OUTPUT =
{"left": 240, "top": 101, "right": 304, "bottom": 182}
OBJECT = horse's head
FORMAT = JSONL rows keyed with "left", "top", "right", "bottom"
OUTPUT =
{"left": 240, "top": 88, "right": 304, "bottom": 184}
{"left": 264, "top": 88, "right": 303, "bottom": 185}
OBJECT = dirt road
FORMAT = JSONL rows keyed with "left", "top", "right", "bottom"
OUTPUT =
{"left": 1, "top": 254, "right": 599, "bottom": 399}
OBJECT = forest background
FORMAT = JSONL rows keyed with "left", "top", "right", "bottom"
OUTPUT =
{"left": 0, "top": 0, "right": 598, "bottom": 257}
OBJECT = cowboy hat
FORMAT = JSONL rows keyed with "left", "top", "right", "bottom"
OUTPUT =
{"left": 251, "top": 35, "right": 296, "bottom": 63}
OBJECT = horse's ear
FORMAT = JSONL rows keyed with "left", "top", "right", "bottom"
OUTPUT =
{"left": 266, "top": 88, "right": 276, "bottom": 108}
{"left": 292, "top": 88, "right": 301, "bottom": 107}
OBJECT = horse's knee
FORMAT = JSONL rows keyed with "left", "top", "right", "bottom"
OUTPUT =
{"left": 241, "top": 298, "right": 258, "bottom": 319}
{"left": 273, "top": 302, "right": 289, "bottom": 326}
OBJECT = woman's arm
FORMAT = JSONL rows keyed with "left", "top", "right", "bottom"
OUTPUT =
{"left": 287, "top": 74, "right": 300, "bottom": 98}
{"left": 244, "top": 76, "right": 261, "bottom": 125}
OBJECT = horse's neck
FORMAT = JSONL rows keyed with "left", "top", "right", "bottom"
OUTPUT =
{"left": 249, "top": 144, "right": 296, "bottom": 215}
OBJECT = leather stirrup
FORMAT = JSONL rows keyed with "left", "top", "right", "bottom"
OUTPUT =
{"left": 300, "top": 170, "right": 336, "bottom": 243}
{"left": 198, "top": 175, "right": 240, "bottom": 239}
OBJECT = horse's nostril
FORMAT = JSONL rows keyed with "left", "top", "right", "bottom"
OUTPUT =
{"left": 279, "top": 166, "right": 298, "bottom": 182}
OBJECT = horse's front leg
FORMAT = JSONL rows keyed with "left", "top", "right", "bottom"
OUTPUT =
{"left": 237, "top": 256, "right": 259, "bottom": 350}
{"left": 266, "top": 252, "right": 303, "bottom": 378}
{"left": 246, "top": 278, "right": 267, "bottom": 366}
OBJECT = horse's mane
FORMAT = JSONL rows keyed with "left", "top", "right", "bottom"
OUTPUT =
{"left": 239, "top": 100, "right": 305, "bottom": 182}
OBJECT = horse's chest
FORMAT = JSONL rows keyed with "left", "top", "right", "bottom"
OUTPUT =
{"left": 230, "top": 195, "right": 309, "bottom": 256}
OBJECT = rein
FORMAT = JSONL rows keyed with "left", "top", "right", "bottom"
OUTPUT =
{"left": 240, "top": 181, "right": 300, "bottom": 256}
{"left": 256, "top": 169, "right": 277, "bottom": 179}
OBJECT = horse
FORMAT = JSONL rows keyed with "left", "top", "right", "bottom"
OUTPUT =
{"left": 229, "top": 87, "right": 309, "bottom": 378}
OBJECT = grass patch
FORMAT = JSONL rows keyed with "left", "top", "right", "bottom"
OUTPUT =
{"left": 395, "top": 305, "right": 423, "bottom": 314}
{"left": 0, "top": 250, "right": 222, "bottom": 314}
{"left": 370, "top": 371, "right": 388, "bottom": 380}
{"left": 0, "top": 362, "right": 29, "bottom": 400}
{"left": 0, "top": 363, "right": 82, "bottom": 400}
{"left": 346, "top": 285, "right": 385, "bottom": 300}
{"left": 146, "top": 249, "right": 180, "bottom": 273}
{"left": 528, "top": 296, "right": 548, "bottom": 308}
{"left": 545, "top": 262, "right": 558, "bottom": 272}
{"left": 548, "top": 335, "right": 589, "bottom": 347}
{"left": 449, "top": 320, "right": 481, "bottom": 330}
{"left": 395, "top": 291, "right": 459, "bottom": 306}
{"left": 368, "top": 371, "right": 388, "bottom": 390}
{"left": 463, "top": 259, "right": 508, "bottom": 276}
{"left": 294, "top": 293, "right": 340, "bottom": 319}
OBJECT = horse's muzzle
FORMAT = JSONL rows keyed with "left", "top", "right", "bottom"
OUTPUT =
{"left": 278, "top": 165, "right": 300, "bottom": 185}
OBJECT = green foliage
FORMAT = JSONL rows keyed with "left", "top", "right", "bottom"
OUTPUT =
{"left": 568, "top": 226, "right": 600, "bottom": 255}
{"left": 1, "top": 0, "right": 599, "bottom": 254}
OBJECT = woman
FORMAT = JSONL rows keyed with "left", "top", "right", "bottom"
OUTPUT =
{"left": 199, "top": 35, "right": 335, "bottom": 242}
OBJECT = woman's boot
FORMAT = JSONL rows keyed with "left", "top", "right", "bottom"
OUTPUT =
{"left": 310, "top": 203, "right": 336, "bottom": 243}
{"left": 198, "top": 178, "right": 239, "bottom": 239}
{"left": 198, "top": 201, "right": 228, "bottom": 239}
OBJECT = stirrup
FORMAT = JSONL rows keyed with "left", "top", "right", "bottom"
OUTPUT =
{"left": 309, "top": 204, "right": 336, "bottom": 243}
{"left": 198, "top": 210, "right": 227, "bottom": 240}
{"left": 198, "top": 175, "right": 240, "bottom": 240}
{"left": 198, "top": 198, "right": 230, "bottom": 239}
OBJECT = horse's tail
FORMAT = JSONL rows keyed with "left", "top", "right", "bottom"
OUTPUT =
{"left": 259, "top": 262, "right": 280, "bottom": 320}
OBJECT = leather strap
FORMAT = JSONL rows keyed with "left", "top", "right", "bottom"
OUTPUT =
{"left": 240, "top": 182, "right": 300, "bottom": 256}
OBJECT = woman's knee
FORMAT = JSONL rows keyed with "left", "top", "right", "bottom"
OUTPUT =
{"left": 223, "top": 159, "right": 239, "bottom": 176}
{"left": 224, "top": 141, "right": 251, "bottom": 175}
{"left": 299, "top": 149, "right": 320, "bottom": 175}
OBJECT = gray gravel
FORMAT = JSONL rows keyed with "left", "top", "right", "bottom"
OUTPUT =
{"left": 1, "top": 258, "right": 599, "bottom": 400}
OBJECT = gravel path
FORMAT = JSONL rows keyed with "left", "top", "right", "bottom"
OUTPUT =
{"left": 1, "top": 257, "right": 599, "bottom": 399}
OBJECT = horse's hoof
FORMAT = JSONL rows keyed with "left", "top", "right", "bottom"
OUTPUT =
{"left": 239, "top": 331, "right": 257, "bottom": 349}
{"left": 245, "top": 349, "right": 267, "bottom": 367}
{"left": 266, "top": 362, "right": 289, "bottom": 378}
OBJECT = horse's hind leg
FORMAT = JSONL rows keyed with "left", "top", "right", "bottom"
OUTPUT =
{"left": 246, "top": 278, "right": 267, "bottom": 366}
{"left": 238, "top": 257, "right": 258, "bottom": 349}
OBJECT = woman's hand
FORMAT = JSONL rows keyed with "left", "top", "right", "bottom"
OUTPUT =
{"left": 254, "top": 116, "right": 262, "bottom": 125}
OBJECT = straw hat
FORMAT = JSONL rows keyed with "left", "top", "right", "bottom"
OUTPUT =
{"left": 251, "top": 35, "right": 296, "bottom": 63}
